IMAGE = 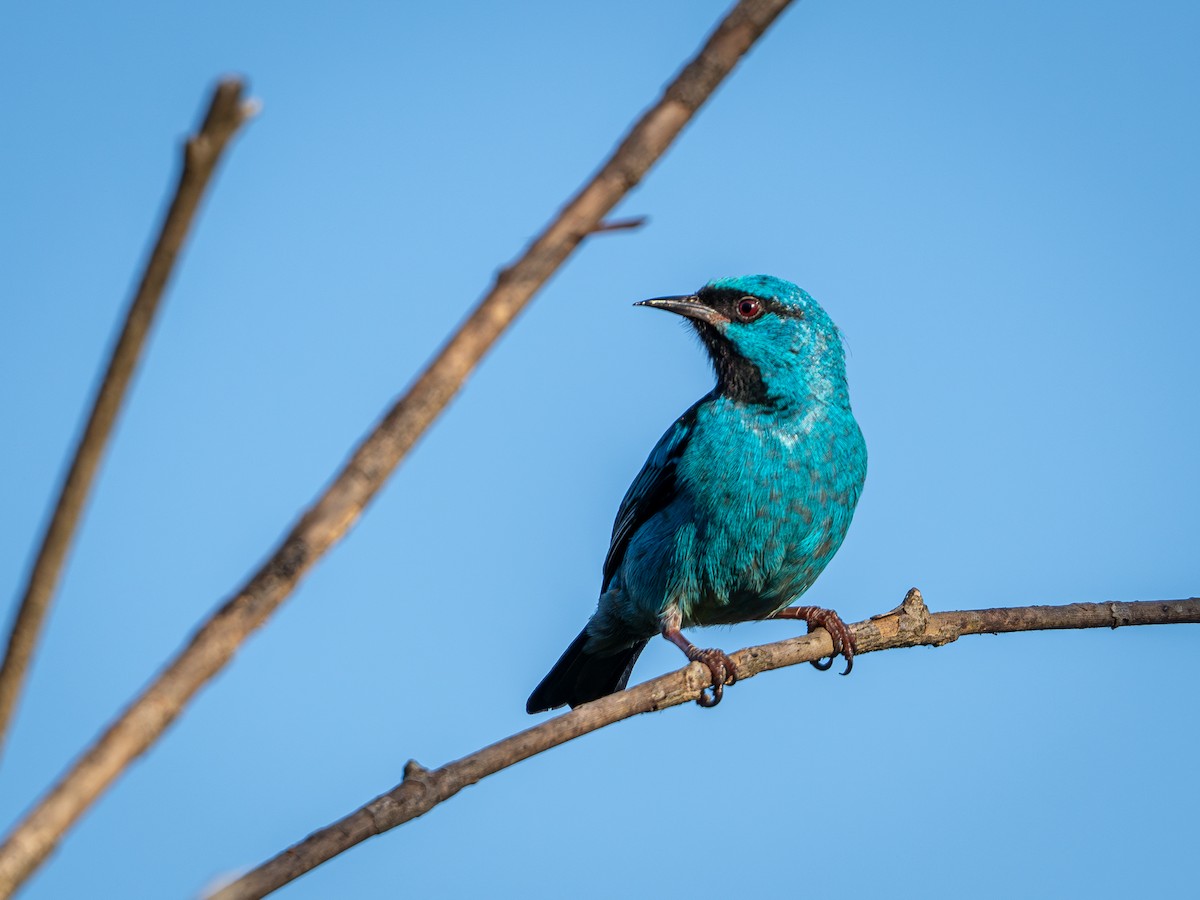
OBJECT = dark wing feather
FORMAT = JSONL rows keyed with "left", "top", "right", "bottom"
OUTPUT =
{"left": 601, "top": 399, "right": 703, "bottom": 587}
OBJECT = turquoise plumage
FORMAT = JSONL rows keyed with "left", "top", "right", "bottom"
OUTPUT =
{"left": 528, "top": 276, "right": 867, "bottom": 712}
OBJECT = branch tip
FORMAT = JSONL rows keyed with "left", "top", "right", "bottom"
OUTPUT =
{"left": 239, "top": 98, "right": 263, "bottom": 121}
{"left": 402, "top": 760, "right": 429, "bottom": 781}
{"left": 872, "top": 587, "right": 929, "bottom": 629}
{"left": 589, "top": 215, "right": 649, "bottom": 235}
{"left": 901, "top": 587, "right": 929, "bottom": 626}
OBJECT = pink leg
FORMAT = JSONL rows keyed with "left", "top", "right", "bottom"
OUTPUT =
{"left": 769, "top": 605, "right": 857, "bottom": 675}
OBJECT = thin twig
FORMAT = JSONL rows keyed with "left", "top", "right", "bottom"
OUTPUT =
{"left": 208, "top": 592, "right": 1200, "bottom": 900}
{"left": 589, "top": 215, "right": 649, "bottom": 233}
{"left": 0, "top": 2, "right": 796, "bottom": 894}
{"left": 0, "top": 79, "right": 256, "bottom": 763}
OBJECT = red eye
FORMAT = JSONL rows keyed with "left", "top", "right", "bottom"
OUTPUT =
{"left": 736, "top": 297, "right": 762, "bottom": 321}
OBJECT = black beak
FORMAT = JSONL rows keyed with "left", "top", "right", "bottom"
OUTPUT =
{"left": 634, "top": 294, "right": 727, "bottom": 326}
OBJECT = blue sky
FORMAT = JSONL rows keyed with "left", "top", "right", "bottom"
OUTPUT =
{"left": 1, "top": 1, "right": 1197, "bottom": 897}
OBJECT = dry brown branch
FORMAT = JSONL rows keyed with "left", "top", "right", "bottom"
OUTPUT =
{"left": 0, "top": 2, "right": 796, "bottom": 894}
{"left": 209, "top": 592, "right": 1200, "bottom": 900}
{"left": 0, "top": 79, "right": 256, "bottom": 762}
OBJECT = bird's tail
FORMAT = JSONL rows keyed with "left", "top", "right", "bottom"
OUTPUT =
{"left": 526, "top": 628, "right": 647, "bottom": 714}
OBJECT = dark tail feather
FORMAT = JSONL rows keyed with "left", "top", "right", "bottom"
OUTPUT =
{"left": 526, "top": 629, "right": 647, "bottom": 714}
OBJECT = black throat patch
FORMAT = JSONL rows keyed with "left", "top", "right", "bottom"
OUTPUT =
{"left": 691, "top": 289, "right": 801, "bottom": 405}
{"left": 691, "top": 320, "right": 769, "bottom": 405}
{"left": 688, "top": 285, "right": 806, "bottom": 406}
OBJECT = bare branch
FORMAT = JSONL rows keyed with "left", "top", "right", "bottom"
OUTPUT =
{"left": 0, "top": 2, "right": 797, "bottom": 894}
{"left": 0, "top": 78, "right": 256, "bottom": 762}
{"left": 208, "top": 593, "right": 1200, "bottom": 900}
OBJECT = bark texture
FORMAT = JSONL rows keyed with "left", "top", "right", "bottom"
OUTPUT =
{"left": 208, "top": 592, "right": 1200, "bottom": 900}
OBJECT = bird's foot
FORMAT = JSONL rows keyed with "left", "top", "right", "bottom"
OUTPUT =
{"left": 770, "top": 605, "right": 857, "bottom": 675}
{"left": 685, "top": 646, "right": 738, "bottom": 707}
{"left": 660, "top": 618, "right": 737, "bottom": 707}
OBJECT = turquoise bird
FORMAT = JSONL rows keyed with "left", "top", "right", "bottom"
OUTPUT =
{"left": 527, "top": 275, "right": 867, "bottom": 712}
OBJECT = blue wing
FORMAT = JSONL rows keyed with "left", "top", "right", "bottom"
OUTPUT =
{"left": 601, "top": 399, "right": 703, "bottom": 588}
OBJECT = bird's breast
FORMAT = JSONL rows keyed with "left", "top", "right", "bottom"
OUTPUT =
{"left": 672, "top": 399, "right": 865, "bottom": 625}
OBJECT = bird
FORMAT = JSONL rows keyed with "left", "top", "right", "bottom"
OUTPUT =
{"left": 526, "top": 275, "right": 867, "bottom": 713}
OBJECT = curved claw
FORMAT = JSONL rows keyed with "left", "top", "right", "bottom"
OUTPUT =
{"left": 688, "top": 647, "right": 737, "bottom": 708}
{"left": 802, "top": 611, "right": 856, "bottom": 676}
{"left": 697, "top": 681, "right": 723, "bottom": 707}
{"left": 773, "top": 605, "right": 858, "bottom": 677}
{"left": 822, "top": 616, "right": 856, "bottom": 676}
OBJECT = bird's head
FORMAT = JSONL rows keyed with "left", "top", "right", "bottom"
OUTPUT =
{"left": 636, "top": 274, "right": 849, "bottom": 408}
